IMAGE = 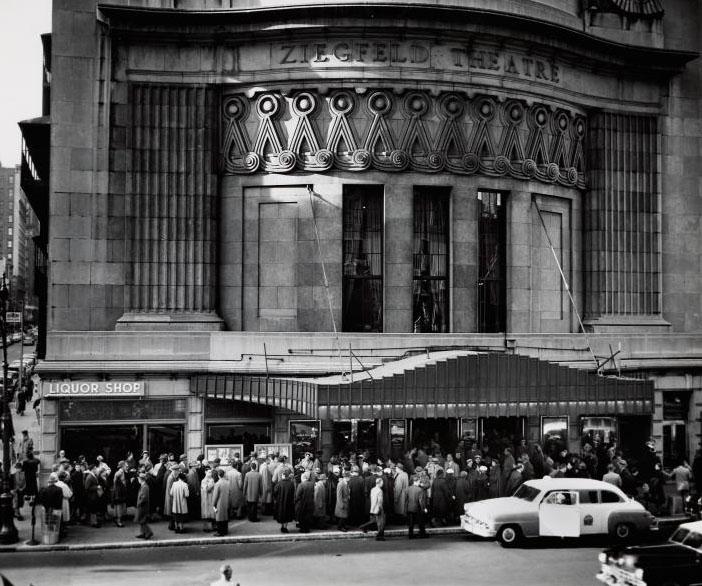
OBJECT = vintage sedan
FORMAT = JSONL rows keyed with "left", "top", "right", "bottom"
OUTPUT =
{"left": 461, "top": 478, "right": 656, "bottom": 547}
{"left": 597, "top": 520, "right": 702, "bottom": 586}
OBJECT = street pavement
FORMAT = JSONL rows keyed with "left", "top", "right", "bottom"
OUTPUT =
{"left": 1, "top": 533, "right": 611, "bottom": 586}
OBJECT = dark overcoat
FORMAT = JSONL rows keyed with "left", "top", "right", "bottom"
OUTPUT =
{"left": 294, "top": 480, "right": 315, "bottom": 523}
{"left": 134, "top": 482, "right": 150, "bottom": 524}
{"left": 274, "top": 478, "right": 296, "bottom": 523}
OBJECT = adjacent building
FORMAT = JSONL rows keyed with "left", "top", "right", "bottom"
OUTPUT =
{"left": 22, "top": 0, "right": 702, "bottom": 474}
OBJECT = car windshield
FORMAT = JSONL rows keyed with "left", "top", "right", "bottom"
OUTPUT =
{"left": 670, "top": 528, "right": 690, "bottom": 544}
{"left": 512, "top": 484, "right": 540, "bottom": 502}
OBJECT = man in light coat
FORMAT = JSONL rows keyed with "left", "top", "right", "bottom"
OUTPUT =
{"left": 367, "top": 476, "right": 386, "bottom": 541}
{"left": 164, "top": 465, "right": 180, "bottom": 531}
{"left": 335, "top": 470, "right": 350, "bottom": 532}
{"left": 225, "top": 464, "right": 243, "bottom": 520}
{"left": 393, "top": 463, "right": 409, "bottom": 522}
{"left": 212, "top": 468, "right": 231, "bottom": 536}
{"left": 242, "top": 462, "right": 262, "bottom": 522}
{"left": 260, "top": 456, "right": 274, "bottom": 515}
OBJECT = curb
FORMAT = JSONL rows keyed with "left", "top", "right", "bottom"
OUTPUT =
{"left": 0, "top": 526, "right": 465, "bottom": 554}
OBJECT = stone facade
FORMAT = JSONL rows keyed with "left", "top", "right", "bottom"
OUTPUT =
{"left": 33, "top": 0, "right": 702, "bottom": 468}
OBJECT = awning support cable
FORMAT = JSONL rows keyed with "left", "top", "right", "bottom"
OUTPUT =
{"left": 532, "top": 198, "right": 600, "bottom": 372}
{"left": 307, "top": 186, "right": 344, "bottom": 372}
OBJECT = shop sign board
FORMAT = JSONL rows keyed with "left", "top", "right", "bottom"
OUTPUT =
{"left": 5, "top": 312, "right": 21, "bottom": 323}
{"left": 46, "top": 381, "right": 146, "bottom": 397}
{"left": 204, "top": 444, "right": 244, "bottom": 467}
{"left": 254, "top": 443, "right": 292, "bottom": 461}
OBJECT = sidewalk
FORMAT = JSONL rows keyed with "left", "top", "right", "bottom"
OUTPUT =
{"left": 0, "top": 512, "right": 464, "bottom": 553}
{"left": 0, "top": 502, "right": 691, "bottom": 553}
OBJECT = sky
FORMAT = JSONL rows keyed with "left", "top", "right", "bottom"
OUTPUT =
{"left": 0, "top": 0, "right": 52, "bottom": 169}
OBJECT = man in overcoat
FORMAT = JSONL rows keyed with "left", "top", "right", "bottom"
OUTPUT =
{"left": 393, "top": 463, "right": 409, "bottom": 523}
{"left": 242, "top": 462, "right": 262, "bottom": 522}
{"left": 335, "top": 470, "right": 350, "bottom": 532}
{"left": 135, "top": 472, "right": 153, "bottom": 539}
{"left": 212, "top": 468, "right": 231, "bottom": 536}
{"left": 406, "top": 475, "right": 427, "bottom": 539}
{"left": 273, "top": 468, "right": 295, "bottom": 533}
{"left": 348, "top": 466, "right": 366, "bottom": 527}
{"left": 294, "top": 471, "right": 315, "bottom": 533}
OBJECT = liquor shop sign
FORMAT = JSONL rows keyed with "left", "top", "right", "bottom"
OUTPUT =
{"left": 46, "top": 381, "right": 146, "bottom": 397}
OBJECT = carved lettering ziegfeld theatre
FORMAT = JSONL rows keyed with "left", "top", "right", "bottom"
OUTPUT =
{"left": 220, "top": 89, "right": 586, "bottom": 188}
{"left": 267, "top": 40, "right": 560, "bottom": 84}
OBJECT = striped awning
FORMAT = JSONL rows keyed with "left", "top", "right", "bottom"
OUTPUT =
{"left": 191, "top": 375, "right": 317, "bottom": 417}
{"left": 192, "top": 353, "right": 654, "bottom": 421}
{"left": 318, "top": 353, "right": 654, "bottom": 420}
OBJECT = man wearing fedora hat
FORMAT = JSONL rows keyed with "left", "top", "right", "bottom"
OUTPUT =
{"left": 135, "top": 471, "right": 153, "bottom": 539}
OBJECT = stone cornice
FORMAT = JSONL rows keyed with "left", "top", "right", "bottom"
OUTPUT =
{"left": 98, "top": 2, "right": 697, "bottom": 76}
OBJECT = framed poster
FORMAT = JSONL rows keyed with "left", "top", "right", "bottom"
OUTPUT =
{"left": 460, "top": 418, "right": 477, "bottom": 442}
{"left": 542, "top": 416, "right": 569, "bottom": 458}
{"left": 289, "top": 420, "right": 320, "bottom": 463}
{"left": 254, "top": 443, "right": 293, "bottom": 460}
{"left": 204, "top": 444, "right": 244, "bottom": 466}
{"left": 389, "top": 419, "right": 406, "bottom": 449}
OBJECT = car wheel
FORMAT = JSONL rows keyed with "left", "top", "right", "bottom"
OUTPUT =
{"left": 613, "top": 522, "right": 633, "bottom": 541}
{"left": 497, "top": 525, "right": 521, "bottom": 548}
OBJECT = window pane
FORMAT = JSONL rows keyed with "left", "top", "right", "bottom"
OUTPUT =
{"left": 59, "top": 399, "right": 186, "bottom": 421}
{"left": 413, "top": 187, "right": 449, "bottom": 333}
{"left": 600, "top": 490, "right": 622, "bottom": 503}
{"left": 342, "top": 185, "right": 383, "bottom": 332}
{"left": 478, "top": 190, "right": 506, "bottom": 332}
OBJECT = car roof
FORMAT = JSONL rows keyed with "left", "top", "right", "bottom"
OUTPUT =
{"left": 524, "top": 478, "right": 626, "bottom": 493}
{"left": 678, "top": 520, "right": 702, "bottom": 533}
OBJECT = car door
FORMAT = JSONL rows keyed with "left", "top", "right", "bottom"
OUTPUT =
{"left": 578, "top": 489, "right": 606, "bottom": 535}
{"left": 539, "top": 490, "right": 581, "bottom": 537}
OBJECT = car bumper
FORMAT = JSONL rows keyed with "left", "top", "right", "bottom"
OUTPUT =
{"left": 596, "top": 565, "right": 644, "bottom": 586}
{"left": 460, "top": 515, "right": 496, "bottom": 538}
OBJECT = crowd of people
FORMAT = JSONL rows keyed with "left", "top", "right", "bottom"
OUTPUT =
{"left": 4, "top": 432, "right": 699, "bottom": 542}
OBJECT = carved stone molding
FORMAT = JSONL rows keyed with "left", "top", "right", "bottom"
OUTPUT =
{"left": 584, "top": 0, "right": 664, "bottom": 19}
{"left": 221, "top": 89, "right": 587, "bottom": 189}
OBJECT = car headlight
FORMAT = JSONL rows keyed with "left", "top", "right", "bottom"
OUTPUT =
{"left": 598, "top": 553, "right": 607, "bottom": 563}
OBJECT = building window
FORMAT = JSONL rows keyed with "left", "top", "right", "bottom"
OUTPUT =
{"left": 342, "top": 185, "right": 383, "bottom": 332}
{"left": 7, "top": 228, "right": 11, "bottom": 236}
{"left": 477, "top": 190, "right": 506, "bottom": 332}
{"left": 413, "top": 187, "right": 449, "bottom": 333}
{"left": 8, "top": 215, "right": 11, "bottom": 224}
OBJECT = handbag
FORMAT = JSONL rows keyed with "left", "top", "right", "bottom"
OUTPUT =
{"left": 96, "top": 485, "right": 104, "bottom": 498}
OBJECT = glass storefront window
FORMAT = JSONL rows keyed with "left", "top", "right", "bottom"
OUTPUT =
{"left": 332, "top": 419, "right": 377, "bottom": 457}
{"left": 542, "top": 416, "right": 568, "bottom": 459}
{"left": 61, "top": 425, "right": 144, "bottom": 470}
{"left": 580, "top": 416, "right": 618, "bottom": 449}
{"left": 206, "top": 423, "right": 271, "bottom": 457}
{"left": 59, "top": 399, "right": 185, "bottom": 421}
{"left": 289, "top": 420, "right": 320, "bottom": 463}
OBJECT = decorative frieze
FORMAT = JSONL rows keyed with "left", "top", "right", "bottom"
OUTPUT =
{"left": 221, "top": 89, "right": 587, "bottom": 188}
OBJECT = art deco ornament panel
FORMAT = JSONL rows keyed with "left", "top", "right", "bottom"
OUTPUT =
{"left": 221, "top": 89, "right": 587, "bottom": 188}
